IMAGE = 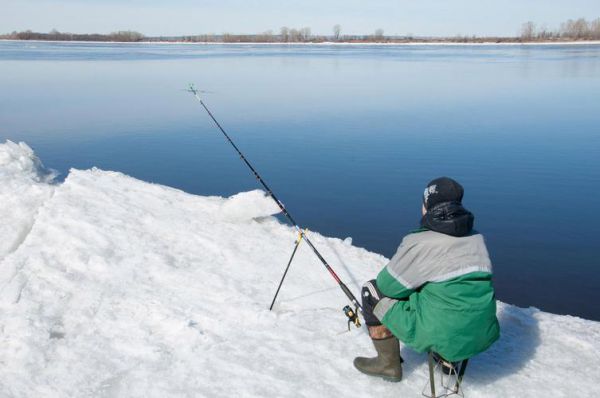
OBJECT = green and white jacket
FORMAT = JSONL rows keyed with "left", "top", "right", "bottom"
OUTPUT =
{"left": 374, "top": 228, "right": 500, "bottom": 362}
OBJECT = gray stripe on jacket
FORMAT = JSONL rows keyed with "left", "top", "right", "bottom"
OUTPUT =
{"left": 385, "top": 231, "right": 492, "bottom": 290}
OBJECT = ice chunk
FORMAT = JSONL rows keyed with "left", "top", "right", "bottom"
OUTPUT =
{"left": 219, "top": 189, "right": 281, "bottom": 222}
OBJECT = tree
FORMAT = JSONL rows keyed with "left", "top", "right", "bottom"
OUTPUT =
{"left": 536, "top": 24, "right": 552, "bottom": 39}
{"left": 591, "top": 18, "right": 600, "bottom": 39}
{"left": 561, "top": 18, "right": 590, "bottom": 38}
{"left": 333, "top": 24, "right": 341, "bottom": 41}
{"left": 289, "top": 28, "right": 300, "bottom": 42}
{"left": 373, "top": 28, "right": 384, "bottom": 41}
{"left": 280, "top": 26, "right": 289, "bottom": 42}
{"left": 561, "top": 19, "right": 574, "bottom": 37}
{"left": 572, "top": 18, "right": 590, "bottom": 38}
{"left": 521, "top": 21, "right": 535, "bottom": 40}
{"left": 300, "top": 27, "right": 311, "bottom": 41}
{"left": 256, "top": 30, "right": 274, "bottom": 42}
{"left": 109, "top": 30, "right": 144, "bottom": 42}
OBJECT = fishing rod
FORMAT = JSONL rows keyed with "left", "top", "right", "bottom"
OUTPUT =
{"left": 187, "top": 84, "right": 362, "bottom": 328}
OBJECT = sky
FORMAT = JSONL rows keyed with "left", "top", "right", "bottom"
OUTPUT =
{"left": 2, "top": 0, "right": 600, "bottom": 37}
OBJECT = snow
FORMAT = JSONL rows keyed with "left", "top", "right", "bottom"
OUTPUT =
{"left": 0, "top": 140, "right": 598, "bottom": 397}
{"left": 0, "top": 141, "right": 56, "bottom": 260}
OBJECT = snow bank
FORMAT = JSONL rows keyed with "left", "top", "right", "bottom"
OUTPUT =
{"left": 0, "top": 141, "right": 56, "bottom": 260}
{"left": 0, "top": 140, "right": 598, "bottom": 397}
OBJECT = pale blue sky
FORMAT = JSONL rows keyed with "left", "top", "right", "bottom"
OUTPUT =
{"left": 3, "top": 0, "right": 600, "bottom": 37}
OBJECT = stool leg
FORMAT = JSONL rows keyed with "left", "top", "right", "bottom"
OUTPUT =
{"left": 453, "top": 358, "right": 469, "bottom": 393}
{"left": 428, "top": 352, "right": 436, "bottom": 398}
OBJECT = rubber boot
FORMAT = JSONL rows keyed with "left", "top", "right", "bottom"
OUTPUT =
{"left": 353, "top": 336, "right": 403, "bottom": 382}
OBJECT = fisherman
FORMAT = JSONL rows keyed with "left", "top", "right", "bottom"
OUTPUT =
{"left": 354, "top": 177, "right": 500, "bottom": 381}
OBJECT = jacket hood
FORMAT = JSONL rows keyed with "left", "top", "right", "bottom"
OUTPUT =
{"left": 420, "top": 201, "right": 474, "bottom": 237}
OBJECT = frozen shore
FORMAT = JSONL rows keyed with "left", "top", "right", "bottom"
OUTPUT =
{"left": 2, "top": 38, "right": 600, "bottom": 46}
{"left": 1, "top": 140, "right": 599, "bottom": 397}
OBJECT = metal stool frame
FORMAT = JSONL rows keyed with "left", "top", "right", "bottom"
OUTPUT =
{"left": 422, "top": 352, "right": 469, "bottom": 398}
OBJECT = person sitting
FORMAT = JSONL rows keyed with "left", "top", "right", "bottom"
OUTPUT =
{"left": 354, "top": 177, "right": 500, "bottom": 382}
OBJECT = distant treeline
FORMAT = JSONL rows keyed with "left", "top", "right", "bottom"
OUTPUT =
{"left": 521, "top": 18, "right": 600, "bottom": 40}
{"left": 2, "top": 18, "right": 600, "bottom": 43}
{"left": 154, "top": 29, "right": 389, "bottom": 43}
{"left": 0, "top": 29, "right": 144, "bottom": 42}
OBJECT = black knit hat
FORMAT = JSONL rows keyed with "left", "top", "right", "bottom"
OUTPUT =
{"left": 423, "top": 177, "right": 465, "bottom": 210}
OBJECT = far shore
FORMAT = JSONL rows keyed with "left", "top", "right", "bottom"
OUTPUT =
{"left": 2, "top": 38, "right": 600, "bottom": 46}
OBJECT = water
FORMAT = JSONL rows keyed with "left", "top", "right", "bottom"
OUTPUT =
{"left": 1, "top": 41, "right": 599, "bottom": 320}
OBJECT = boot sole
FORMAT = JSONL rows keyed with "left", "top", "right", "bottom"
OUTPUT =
{"left": 354, "top": 366, "right": 402, "bottom": 383}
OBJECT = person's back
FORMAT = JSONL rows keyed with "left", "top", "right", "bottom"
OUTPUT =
{"left": 354, "top": 177, "right": 500, "bottom": 381}
{"left": 376, "top": 229, "right": 499, "bottom": 362}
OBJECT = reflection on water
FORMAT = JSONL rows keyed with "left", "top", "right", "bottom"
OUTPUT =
{"left": 1, "top": 41, "right": 599, "bottom": 320}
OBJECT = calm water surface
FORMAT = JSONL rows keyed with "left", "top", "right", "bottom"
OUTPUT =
{"left": 1, "top": 41, "right": 599, "bottom": 319}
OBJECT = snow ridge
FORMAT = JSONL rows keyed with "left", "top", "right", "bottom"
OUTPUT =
{"left": 0, "top": 140, "right": 598, "bottom": 397}
{"left": 0, "top": 141, "right": 56, "bottom": 260}
{"left": 0, "top": 142, "right": 57, "bottom": 307}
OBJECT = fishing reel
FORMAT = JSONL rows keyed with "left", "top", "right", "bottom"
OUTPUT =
{"left": 343, "top": 305, "right": 362, "bottom": 330}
